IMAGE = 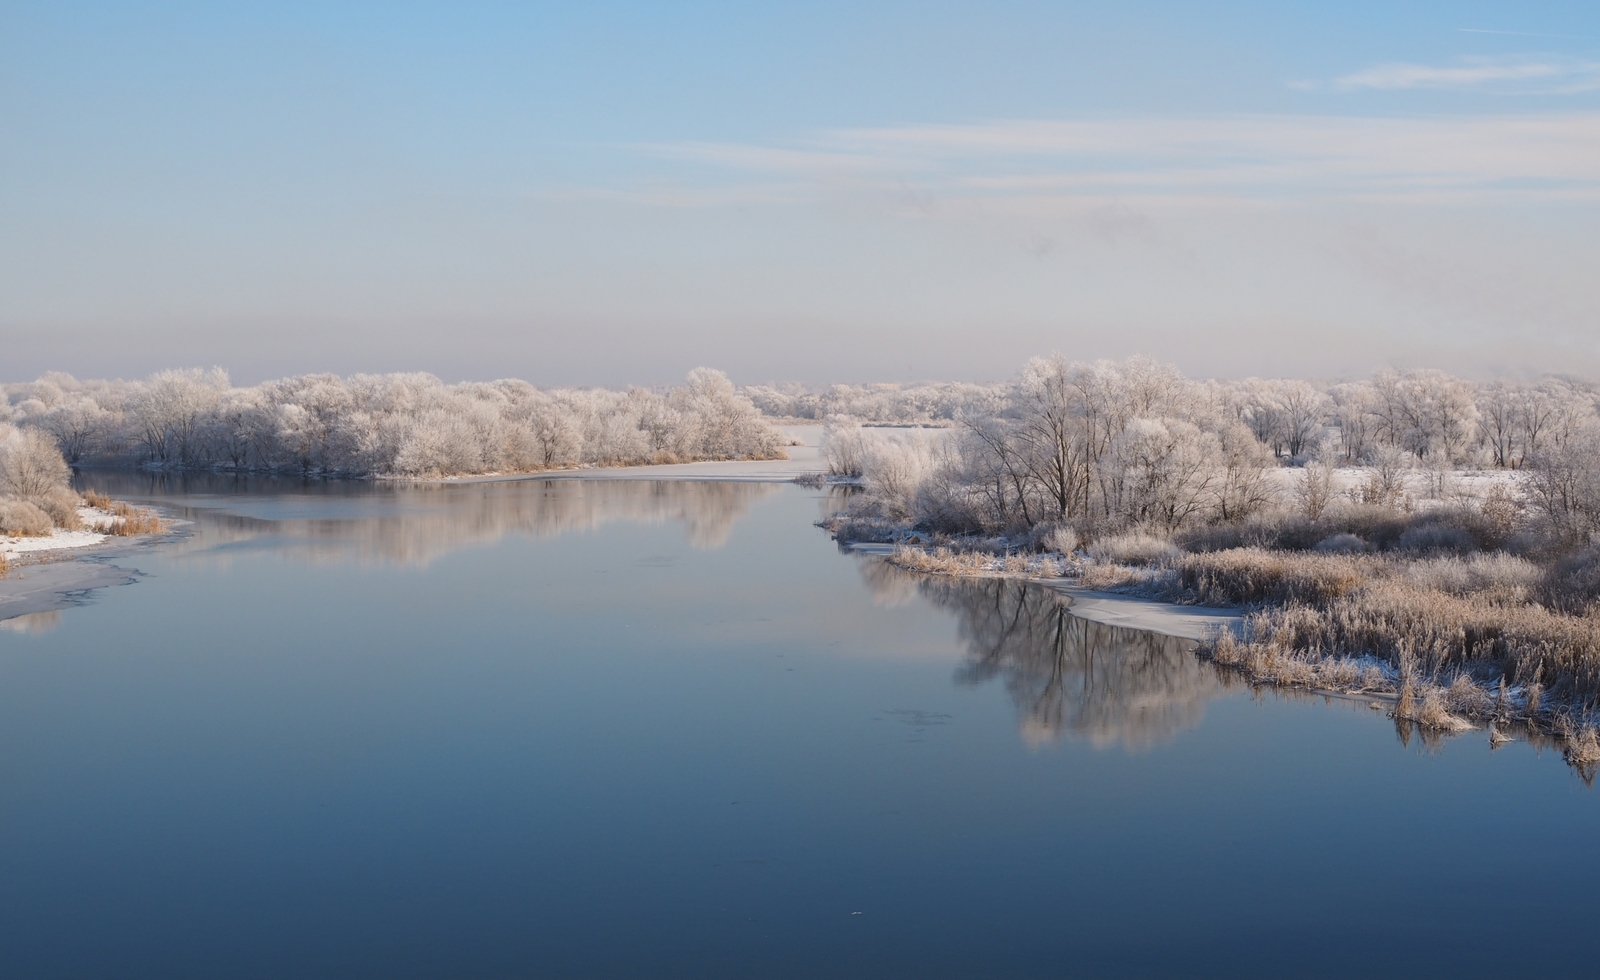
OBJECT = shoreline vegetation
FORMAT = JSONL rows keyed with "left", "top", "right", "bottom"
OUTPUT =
{"left": 815, "top": 354, "right": 1600, "bottom": 781}
{"left": 0, "top": 433, "right": 167, "bottom": 574}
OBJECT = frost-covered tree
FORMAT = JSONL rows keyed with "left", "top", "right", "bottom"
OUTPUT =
{"left": 0, "top": 428, "right": 71, "bottom": 498}
{"left": 1, "top": 367, "right": 785, "bottom": 479}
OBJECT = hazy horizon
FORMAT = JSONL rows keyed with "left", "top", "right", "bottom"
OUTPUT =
{"left": 5, "top": 2, "right": 1598, "bottom": 386}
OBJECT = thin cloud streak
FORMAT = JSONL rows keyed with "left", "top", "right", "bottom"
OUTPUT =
{"left": 1457, "top": 29, "right": 1593, "bottom": 40}
{"left": 1329, "top": 56, "right": 1600, "bottom": 93}
{"left": 625, "top": 114, "right": 1600, "bottom": 209}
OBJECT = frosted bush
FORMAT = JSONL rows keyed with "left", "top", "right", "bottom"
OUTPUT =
{"left": 822, "top": 420, "right": 870, "bottom": 477}
{"left": 860, "top": 437, "right": 936, "bottom": 519}
{"left": 0, "top": 428, "right": 70, "bottom": 497}
{"left": 1044, "top": 525, "right": 1079, "bottom": 555}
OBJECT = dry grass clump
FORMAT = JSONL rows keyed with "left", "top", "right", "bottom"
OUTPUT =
{"left": 35, "top": 487, "right": 84, "bottom": 531}
{"left": 0, "top": 551, "right": 9, "bottom": 575}
{"left": 1170, "top": 548, "right": 1540, "bottom": 608}
{"left": 890, "top": 545, "right": 994, "bottom": 575}
{"left": 0, "top": 499, "right": 54, "bottom": 536}
{"left": 83, "top": 488, "right": 113, "bottom": 509}
{"left": 1077, "top": 562, "right": 1167, "bottom": 591}
{"left": 1559, "top": 722, "right": 1600, "bottom": 780}
{"left": 1207, "top": 622, "right": 1393, "bottom": 693}
{"left": 108, "top": 501, "right": 164, "bottom": 536}
{"left": 1399, "top": 553, "right": 1541, "bottom": 600}
{"left": 1178, "top": 502, "right": 1509, "bottom": 555}
{"left": 1086, "top": 532, "right": 1179, "bottom": 565}
{"left": 1545, "top": 545, "right": 1600, "bottom": 614}
{"left": 1441, "top": 673, "right": 1495, "bottom": 715}
{"left": 888, "top": 544, "right": 1063, "bottom": 578}
{"left": 1398, "top": 685, "right": 1475, "bottom": 732}
{"left": 1174, "top": 549, "right": 1374, "bottom": 606}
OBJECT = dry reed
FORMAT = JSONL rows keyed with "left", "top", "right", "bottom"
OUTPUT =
{"left": 1175, "top": 549, "right": 1373, "bottom": 605}
{"left": 876, "top": 522, "right": 1600, "bottom": 771}
{"left": 888, "top": 544, "right": 1064, "bottom": 578}
{"left": 1561, "top": 722, "right": 1600, "bottom": 781}
{"left": 1172, "top": 542, "right": 1600, "bottom": 778}
{"left": 108, "top": 501, "right": 164, "bottom": 536}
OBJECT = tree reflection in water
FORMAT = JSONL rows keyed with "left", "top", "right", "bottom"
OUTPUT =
{"left": 79, "top": 471, "right": 777, "bottom": 567}
{"left": 861, "top": 561, "right": 1232, "bottom": 750}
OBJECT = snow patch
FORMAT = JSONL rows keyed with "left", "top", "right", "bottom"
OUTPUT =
{"left": 1, "top": 507, "right": 116, "bottom": 559}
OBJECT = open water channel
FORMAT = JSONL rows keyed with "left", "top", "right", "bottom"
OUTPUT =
{"left": 0, "top": 476, "right": 1595, "bottom": 978}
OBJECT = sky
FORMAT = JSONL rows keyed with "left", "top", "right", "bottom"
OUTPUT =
{"left": 3, "top": 1, "right": 1598, "bottom": 386}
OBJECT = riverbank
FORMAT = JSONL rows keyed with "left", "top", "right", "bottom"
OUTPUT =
{"left": 846, "top": 542, "right": 1240, "bottom": 642}
{"left": 1, "top": 501, "right": 172, "bottom": 624}
{"left": 868, "top": 537, "right": 1600, "bottom": 778}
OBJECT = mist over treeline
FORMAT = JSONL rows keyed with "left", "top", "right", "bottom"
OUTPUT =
{"left": 744, "top": 381, "right": 1011, "bottom": 423}
{"left": 0, "top": 368, "right": 784, "bottom": 477}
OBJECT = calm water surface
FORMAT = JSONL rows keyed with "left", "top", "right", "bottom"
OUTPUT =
{"left": 1, "top": 477, "right": 1595, "bottom": 979}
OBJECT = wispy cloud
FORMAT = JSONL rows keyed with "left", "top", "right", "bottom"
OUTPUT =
{"left": 1457, "top": 29, "right": 1592, "bottom": 40}
{"left": 616, "top": 114, "right": 1600, "bottom": 211}
{"left": 1327, "top": 56, "right": 1600, "bottom": 94}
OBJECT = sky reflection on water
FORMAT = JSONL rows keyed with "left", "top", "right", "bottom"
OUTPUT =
{"left": 2, "top": 479, "right": 1597, "bottom": 979}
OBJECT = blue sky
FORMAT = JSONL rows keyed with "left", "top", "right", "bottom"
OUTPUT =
{"left": 4, "top": 1, "right": 1598, "bottom": 384}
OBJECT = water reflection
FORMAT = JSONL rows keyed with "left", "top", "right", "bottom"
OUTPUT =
{"left": 863, "top": 563, "right": 1230, "bottom": 750}
{"left": 0, "top": 611, "right": 62, "bottom": 635}
{"left": 76, "top": 472, "right": 777, "bottom": 566}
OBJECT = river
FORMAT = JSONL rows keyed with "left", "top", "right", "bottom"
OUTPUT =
{"left": 1, "top": 475, "right": 1594, "bottom": 978}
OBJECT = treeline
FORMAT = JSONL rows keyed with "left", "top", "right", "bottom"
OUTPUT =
{"left": 1, "top": 368, "right": 784, "bottom": 478}
{"left": 825, "top": 355, "right": 1600, "bottom": 541}
{"left": 744, "top": 381, "right": 1009, "bottom": 423}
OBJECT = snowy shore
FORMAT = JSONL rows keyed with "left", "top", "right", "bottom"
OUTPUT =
{"left": 0, "top": 506, "right": 124, "bottom": 562}
{"left": 0, "top": 506, "right": 158, "bottom": 625}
